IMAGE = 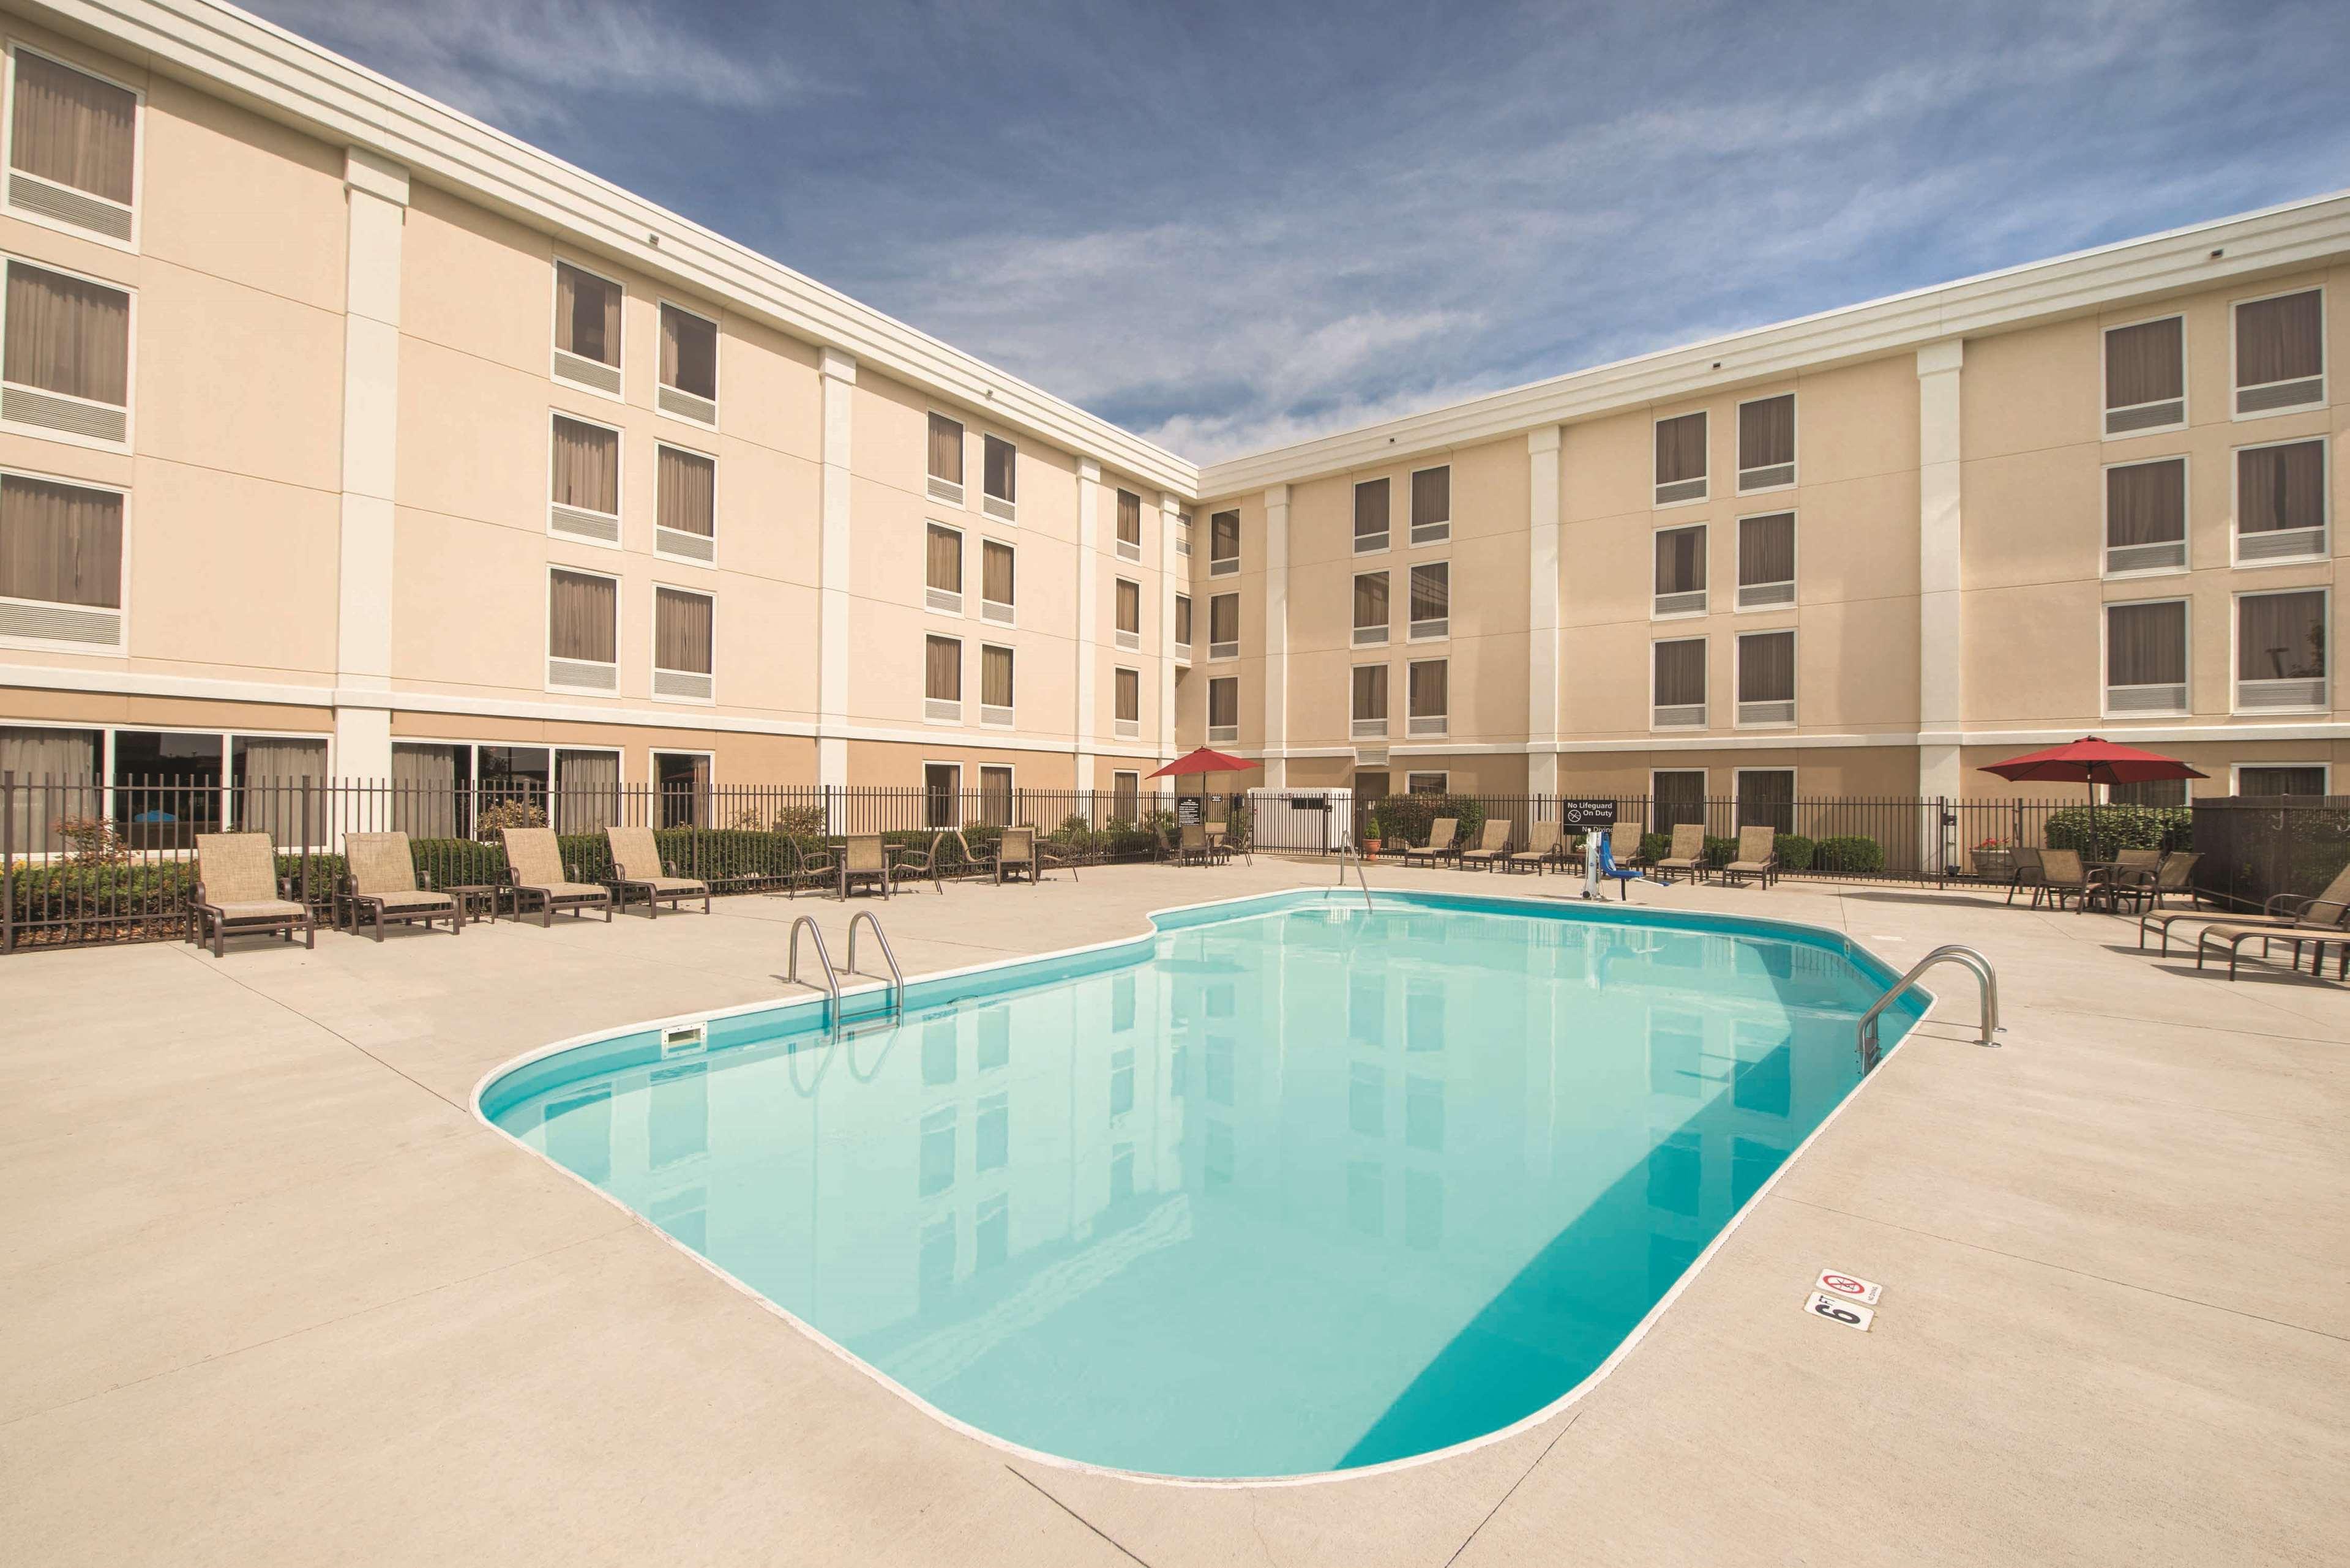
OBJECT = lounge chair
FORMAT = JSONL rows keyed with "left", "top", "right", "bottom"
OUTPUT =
{"left": 2195, "top": 904, "right": 2350, "bottom": 980}
{"left": 605, "top": 824, "right": 710, "bottom": 917}
{"left": 1503, "top": 821, "right": 1563, "bottom": 875}
{"left": 1722, "top": 826, "right": 1778, "bottom": 888}
{"left": 839, "top": 834, "right": 893, "bottom": 898}
{"left": 2006, "top": 846, "right": 2047, "bottom": 906}
{"left": 340, "top": 831, "right": 462, "bottom": 940}
{"left": 1457, "top": 819, "right": 1514, "bottom": 871}
{"left": 189, "top": 832, "right": 315, "bottom": 957}
{"left": 1652, "top": 823, "right": 1707, "bottom": 885}
{"left": 499, "top": 827, "right": 613, "bottom": 926}
{"left": 2142, "top": 862, "right": 2350, "bottom": 953}
{"left": 1402, "top": 818, "right": 1459, "bottom": 868}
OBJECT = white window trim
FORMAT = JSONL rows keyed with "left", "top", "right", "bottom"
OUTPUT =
{"left": 2100, "top": 454, "right": 2190, "bottom": 579}
{"left": 1404, "top": 771, "right": 1450, "bottom": 794}
{"left": 545, "top": 563, "right": 621, "bottom": 697}
{"left": 548, "top": 255, "right": 626, "bottom": 402}
{"left": 1351, "top": 569, "right": 1390, "bottom": 646}
{"left": 2, "top": 44, "right": 144, "bottom": 253}
{"left": 923, "top": 632, "right": 964, "bottom": 723}
{"left": 1652, "top": 520, "right": 1709, "bottom": 621}
{"left": 925, "top": 409, "right": 967, "bottom": 506}
{"left": 1405, "top": 656, "right": 1449, "bottom": 737}
{"left": 1172, "top": 590, "right": 1191, "bottom": 652}
{"left": 393, "top": 737, "right": 625, "bottom": 785}
{"left": 1649, "top": 635, "right": 1708, "bottom": 732}
{"left": 1110, "top": 768, "right": 1142, "bottom": 816}
{"left": 1112, "top": 663, "right": 1142, "bottom": 737}
{"left": 2231, "top": 585, "right": 2330, "bottom": 716}
{"left": 1207, "top": 591, "right": 1241, "bottom": 663}
{"left": 1208, "top": 510, "right": 1242, "bottom": 575}
{"left": 922, "top": 760, "right": 965, "bottom": 826}
{"left": 1408, "top": 463, "right": 1452, "bottom": 545}
{"left": 2100, "top": 594, "right": 2191, "bottom": 719}
{"left": 1732, "top": 508, "right": 1798, "bottom": 611}
{"left": 1732, "top": 766, "right": 1797, "bottom": 818}
{"left": 653, "top": 297, "right": 720, "bottom": 428}
{"left": 2229, "top": 761, "right": 2332, "bottom": 796}
{"left": 1732, "top": 627, "right": 1797, "bottom": 729}
{"left": 649, "top": 747, "right": 716, "bottom": 786}
{"left": 0, "top": 461, "right": 129, "bottom": 654}
{"left": 2100, "top": 311, "right": 2188, "bottom": 440}
{"left": 981, "top": 431, "right": 1017, "bottom": 521}
{"left": 1113, "top": 487, "right": 1145, "bottom": 561}
{"left": 979, "top": 641, "right": 1016, "bottom": 728}
{"left": 0, "top": 250, "right": 137, "bottom": 452}
{"left": 1113, "top": 574, "right": 1143, "bottom": 648}
{"left": 547, "top": 407, "right": 625, "bottom": 551}
{"left": 1352, "top": 477, "right": 1391, "bottom": 554}
{"left": 978, "top": 536, "right": 1016, "bottom": 626}
{"left": 1649, "top": 767, "right": 1708, "bottom": 829}
{"left": 649, "top": 580, "right": 716, "bottom": 706}
{"left": 976, "top": 763, "right": 1017, "bottom": 826}
{"left": 651, "top": 437, "right": 718, "bottom": 567}
{"left": 1734, "top": 392, "right": 1797, "bottom": 493}
{"left": 2229, "top": 283, "right": 2327, "bottom": 421}
{"left": 1206, "top": 676, "right": 1240, "bottom": 744}
{"left": 0, "top": 720, "right": 335, "bottom": 856}
{"left": 1350, "top": 662, "right": 1390, "bottom": 739}
{"left": 924, "top": 518, "right": 965, "bottom": 618}
{"left": 1653, "top": 409, "right": 1708, "bottom": 508}
{"left": 2229, "top": 433, "right": 2329, "bottom": 569}
{"left": 1405, "top": 558, "right": 1450, "bottom": 643}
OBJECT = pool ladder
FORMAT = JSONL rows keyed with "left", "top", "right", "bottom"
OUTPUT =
{"left": 786, "top": 912, "right": 906, "bottom": 1029}
{"left": 1856, "top": 944, "right": 2000, "bottom": 1074}
{"left": 1337, "top": 836, "right": 1375, "bottom": 913}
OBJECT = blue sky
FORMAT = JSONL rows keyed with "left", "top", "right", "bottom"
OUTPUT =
{"left": 252, "top": 0, "right": 2350, "bottom": 462}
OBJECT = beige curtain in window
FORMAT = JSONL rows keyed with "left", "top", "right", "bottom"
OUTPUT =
{"left": 656, "top": 588, "right": 713, "bottom": 674}
{"left": 1353, "top": 479, "right": 1389, "bottom": 540}
{"left": 556, "top": 749, "right": 619, "bottom": 834}
{"left": 982, "top": 767, "right": 1014, "bottom": 825}
{"left": 1412, "top": 466, "right": 1450, "bottom": 528}
{"left": 1117, "top": 489, "right": 1142, "bottom": 545}
{"left": 982, "top": 644, "right": 1014, "bottom": 707}
{"left": 1208, "top": 678, "right": 1238, "bottom": 728}
{"left": 1210, "top": 593, "right": 1238, "bottom": 644}
{"left": 657, "top": 446, "right": 714, "bottom": 537}
{"left": 2105, "top": 319, "right": 2182, "bottom": 408}
{"left": 1738, "top": 631, "right": 1794, "bottom": 703}
{"left": 10, "top": 53, "right": 135, "bottom": 203}
{"left": 234, "top": 736, "right": 328, "bottom": 845}
{"left": 1408, "top": 660, "right": 1448, "bottom": 717}
{"left": 4, "top": 262, "right": 128, "bottom": 403}
{"left": 928, "top": 414, "right": 963, "bottom": 483}
{"left": 391, "top": 742, "right": 459, "bottom": 840}
{"left": 1655, "top": 412, "right": 1707, "bottom": 485}
{"left": 555, "top": 263, "right": 619, "bottom": 365}
{"left": 2236, "top": 291, "right": 2322, "bottom": 387}
{"left": 549, "top": 570, "right": 615, "bottom": 662}
{"left": 984, "top": 436, "right": 1016, "bottom": 502}
{"left": 1352, "top": 663, "right": 1387, "bottom": 719}
{"left": 2, "top": 724, "right": 100, "bottom": 853}
{"left": 2107, "top": 602, "right": 2185, "bottom": 687}
{"left": 982, "top": 540, "right": 1014, "bottom": 605}
{"left": 1653, "top": 640, "right": 1705, "bottom": 706}
{"left": 1174, "top": 594, "right": 1192, "bottom": 644}
{"left": 2238, "top": 442, "right": 2324, "bottom": 534}
{"left": 2237, "top": 591, "right": 2325, "bottom": 681}
{"left": 551, "top": 417, "right": 618, "bottom": 513}
{"left": 1735, "top": 770, "right": 1795, "bottom": 833}
{"left": 1738, "top": 512, "right": 1795, "bottom": 585}
{"left": 1409, "top": 564, "right": 1448, "bottom": 623}
{"left": 1353, "top": 572, "right": 1388, "bottom": 630}
{"left": 1115, "top": 667, "right": 1139, "bottom": 722}
{"left": 1655, "top": 526, "right": 1705, "bottom": 592}
{"left": 0, "top": 474, "right": 121, "bottom": 607}
{"left": 1117, "top": 578, "right": 1140, "bottom": 633}
{"left": 926, "top": 635, "right": 961, "bottom": 700}
{"left": 1112, "top": 773, "right": 1138, "bottom": 820}
{"left": 1650, "top": 769, "right": 1705, "bottom": 831}
{"left": 1738, "top": 395, "right": 1795, "bottom": 469}
{"left": 659, "top": 304, "right": 716, "bottom": 398}
{"left": 926, "top": 524, "right": 962, "bottom": 592}
{"left": 1211, "top": 510, "right": 1240, "bottom": 561}
{"left": 2106, "top": 460, "right": 2185, "bottom": 545}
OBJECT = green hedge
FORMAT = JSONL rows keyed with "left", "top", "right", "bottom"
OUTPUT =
{"left": 1636, "top": 832, "right": 1737, "bottom": 867}
{"left": 1813, "top": 835, "right": 1885, "bottom": 874}
{"left": 2041, "top": 804, "right": 2191, "bottom": 862}
{"left": 1775, "top": 833, "right": 1816, "bottom": 872}
{"left": 1372, "top": 794, "right": 1487, "bottom": 851}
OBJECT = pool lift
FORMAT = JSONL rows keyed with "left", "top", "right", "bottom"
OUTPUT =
{"left": 1586, "top": 825, "right": 1640, "bottom": 900}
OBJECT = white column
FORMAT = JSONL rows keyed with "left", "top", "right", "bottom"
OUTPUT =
{"left": 332, "top": 149, "right": 408, "bottom": 783}
{"left": 1526, "top": 425, "right": 1563, "bottom": 798}
{"left": 1158, "top": 490, "right": 1182, "bottom": 793}
{"left": 1074, "top": 458, "right": 1101, "bottom": 790}
{"left": 1260, "top": 483, "right": 1290, "bottom": 789}
{"left": 1917, "top": 340, "right": 1965, "bottom": 865}
{"left": 817, "top": 348, "right": 856, "bottom": 793}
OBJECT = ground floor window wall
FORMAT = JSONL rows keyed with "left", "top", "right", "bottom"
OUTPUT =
{"left": 389, "top": 741, "right": 623, "bottom": 838}
{"left": 1, "top": 722, "right": 329, "bottom": 853}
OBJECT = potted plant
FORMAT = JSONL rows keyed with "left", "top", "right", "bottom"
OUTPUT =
{"left": 1360, "top": 804, "right": 1383, "bottom": 856}
{"left": 1970, "top": 837, "right": 2014, "bottom": 879}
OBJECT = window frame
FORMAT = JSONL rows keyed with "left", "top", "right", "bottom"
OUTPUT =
{"left": 2100, "top": 312, "right": 2188, "bottom": 439}
{"left": 1111, "top": 769, "right": 1141, "bottom": 819}
{"left": 1350, "top": 662, "right": 1390, "bottom": 739}
{"left": 1732, "top": 509, "right": 1797, "bottom": 610}
{"left": 2229, "top": 434, "right": 2329, "bottom": 569}
{"left": 651, "top": 437, "right": 718, "bottom": 567}
{"left": 1207, "top": 591, "right": 1240, "bottom": 662}
{"left": 648, "top": 580, "right": 717, "bottom": 706}
{"left": 653, "top": 297, "right": 720, "bottom": 427}
{"left": 922, "top": 761, "right": 965, "bottom": 827}
{"left": 0, "top": 250, "right": 136, "bottom": 451}
{"left": 1732, "top": 767, "right": 1797, "bottom": 834}
{"left": 1653, "top": 409, "right": 1708, "bottom": 507}
{"left": 978, "top": 536, "right": 1016, "bottom": 626}
{"left": 1206, "top": 674, "right": 1240, "bottom": 742}
{"left": 1208, "top": 509, "right": 1241, "bottom": 576}
{"left": 1113, "top": 663, "right": 1141, "bottom": 737}
{"left": 923, "top": 519, "right": 965, "bottom": 616}
{"left": 1353, "top": 477, "right": 1391, "bottom": 554}
{"left": 2231, "top": 585, "right": 2330, "bottom": 715}
{"left": 2229, "top": 284, "right": 2326, "bottom": 420}
{"left": 2101, "top": 594, "right": 2190, "bottom": 719}
{"left": 548, "top": 255, "right": 625, "bottom": 401}
{"left": 2100, "top": 453, "right": 2189, "bottom": 579}
{"left": 649, "top": 747, "right": 717, "bottom": 828}
{"left": 544, "top": 563, "right": 621, "bottom": 696}
{"left": 546, "top": 407, "right": 625, "bottom": 550}
{"left": 979, "top": 640, "right": 1016, "bottom": 728}
{"left": 1652, "top": 520, "right": 1708, "bottom": 619}
{"left": 1648, "top": 768, "right": 1708, "bottom": 834}
{"left": 2229, "top": 762, "right": 2332, "bottom": 796}
{"left": 1732, "top": 627, "right": 1797, "bottom": 729}
{"left": 1404, "top": 771, "right": 1449, "bottom": 795}
{"left": 1114, "top": 487, "right": 1143, "bottom": 561}
{"left": 0, "top": 461, "right": 128, "bottom": 653}
{"left": 2, "top": 720, "right": 339, "bottom": 856}
{"left": 1734, "top": 393, "right": 1797, "bottom": 493}
{"left": 978, "top": 763, "right": 1016, "bottom": 826}
{"left": 926, "top": 409, "right": 967, "bottom": 505}
{"left": 1405, "top": 656, "right": 1449, "bottom": 737}
{"left": 981, "top": 433, "right": 1017, "bottom": 520}
{"left": 1352, "top": 569, "right": 1390, "bottom": 647}
{"left": 1113, "top": 574, "right": 1142, "bottom": 649}
{"left": 2, "top": 44, "right": 144, "bottom": 252}
{"left": 923, "top": 632, "right": 964, "bottom": 722}
{"left": 1650, "top": 634, "right": 1708, "bottom": 731}
{"left": 1409, "top": 464, "right": 1451, "bottom": 545}
{"left": 1173, "top": 591, "right": 1192, "bottom": 655}
{"left": 1406, "top": 558, "right": 1450, "bottom": 643}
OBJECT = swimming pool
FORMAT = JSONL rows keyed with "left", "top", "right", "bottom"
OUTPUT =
{"left": 479, "top": 889, "right": 1923, "bottom": 1480}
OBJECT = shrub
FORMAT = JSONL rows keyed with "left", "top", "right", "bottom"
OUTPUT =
{"left": 1775, "top": 833, "right": 1816, "bottom": 872}
{"left": 2041, "top": 804, "right": 2190, "bottom": 861}
{"left": 1813, "top": 835, "right": 1885, "bottom": 874}
{"left": 474, "top": 799, "right": 545, "bottom": 841}
{"left": 1374, "top": 793, "right": 1485, "bottom": 850}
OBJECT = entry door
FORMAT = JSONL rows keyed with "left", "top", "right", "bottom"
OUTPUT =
{"left": 924, "top": 763, "right": 962, "bottom": 827}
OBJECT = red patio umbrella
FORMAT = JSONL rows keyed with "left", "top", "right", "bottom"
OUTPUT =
{"left": 1148, "top": 746, "right": 1260, "bottom": 824}
{"left": 1978, "top": 736, "right": 2206, "bottom": 840}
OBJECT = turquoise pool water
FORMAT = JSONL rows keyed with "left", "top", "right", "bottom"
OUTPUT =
{"left": 482, "top": 890, "right": 1920, "bottom": 1479}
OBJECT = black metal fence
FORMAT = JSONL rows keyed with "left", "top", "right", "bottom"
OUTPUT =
{"left": 2186, "top": 796, "right": 2350, "bottom": 914}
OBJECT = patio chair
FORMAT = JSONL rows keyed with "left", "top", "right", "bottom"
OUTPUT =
{"left": 2037, "top": 849, "right": 2097, "bottom": 912}
{"left": 839, "top": 834, "right": 893, "bottom": 898}
{"left": 1722, "top": 826, "right": 1779, "bottom": 888}
{"left": 605, "top": 824, "right": 710, "bottom": 917}
{"left": 2006, "top": 846, "right": 2047, "bottom": 906}
{"left": 1402, "top": 818, "right": 1459, "bottom": 868}
{"left": 2102, "top": 849, "right": 2188, "bottom": 916}
{"left": 1028, "top": 826, "right": 1082, "bottom": 881}
{"left": 1457, "top": 819, "right": 1514, "bottom": 872}
{"left": 188, "top": 832, "right": 315, "bottom": 957}
{"left": 1175, "top": 823, "right": 1213, "bottom": 866}
{"left": 890, "top": 830, "right": 956, "bottom": 894}
{"left": 1503, "top": 821, "right": 1563, "bottom": 875}
{"left": 787, "top": 837, "right": 836, "bottom": 899}
{"left": 1652, "top": 823, "right": 1707, "bottom": 885}
{"left": 2141, "top": 862, "right": 2350, "bottom": 954}
{"left": 340, "top": 831, "right": 462, "bottom": 940}
{"left": 500, "top": 827, "right": 613, "bottom": 927}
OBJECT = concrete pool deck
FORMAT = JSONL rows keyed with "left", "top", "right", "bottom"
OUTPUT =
{"left": 3, "top": 860, "right": 2344, "bottom": 1566}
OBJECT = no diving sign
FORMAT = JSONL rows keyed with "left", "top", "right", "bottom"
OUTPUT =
{"left": 1814, "top": 1268, "right": 1883, "bottom": 1305}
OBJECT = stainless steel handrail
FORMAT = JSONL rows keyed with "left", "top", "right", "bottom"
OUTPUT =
{"left": 786, "top": 915, "right": 841, "bottom": 1027}
{"left": 1857, "top": 944, "right": 2000, "bottom": 1073}
{"left": 1337, "top": 835, "right": 1375, "bottom": 913}
{"left": 846, "top": 909, "right": 906, "bottom": 1018}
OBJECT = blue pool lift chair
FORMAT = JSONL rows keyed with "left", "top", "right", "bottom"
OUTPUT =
{"left": 1598, "top": 827, "right": 1645, "bottom": 901}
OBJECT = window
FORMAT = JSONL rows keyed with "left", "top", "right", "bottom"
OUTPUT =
{"left": 1406, "top": 771, "right": 1448, "bottom": 794}
{"left": 980, "top": 765, "right": 1014, "bottom": 825}
{"left": 924, "top": 634, "right": 962, "bottom": 720}
{"left": 1115, "top": 577, "right": 1142, "bottom": 649}
{"left": 7, "top": 49, "right": 140, "bottom": 243}
{"left": 1351, "top": 664, "right": 1388, "bottom": 738}
{"left": 1352, "top": 570, "right": 1389, "bottom": 646}
{"left": 112, "top": 729, "right": 221, "bottom": 848}
{"left": 2105, "top": 316, "right": 2184, "bottom": 435}
{"left": 982, "top": 434, "right": 1016, "bottom": 519}
{"left": 2105, "top": 458, "right": 2186, "bottom": 574}
{"left": 1113, "top": 771, "right": 1140, "bottom": 820}
{"left": 1209, "top": 509, "right": 1240, "bottom": 575}
{"left": 1735, "top": 769, "right": 1794, "bottom": 834}
{"left": 981, "top": 644, "right": 1014, "bottom": 726}
{"left": 1353, "top": 478, "right": 1390, "bottom": 553}
{"left": 1174, "top": 592, "right": 1192, "bottom": 649}
{"left": 657, "top": 302, "right": 717, "bottom": 423}
{"left": 548, "top": 568, "right": 618, "bottom": 691}
{"left": 654, "top": 444, "right": 715, "bottom": 562}
{"left": 2105, "top": 600, "right": 2187, "bottom": 715}
{"left": 1353, "top": 769, "right": 1390, "bottom": 801}
{"left": 1116, "top": 488, "right": 1142, "bottom": 561}
{"left": 981, "top": 539, "right": 1015, "bottom": 624}
{"left": 1173, "top": 509, "right": 1192, "bottom": 558}
{"left": 1655, "top": 411, "right": 1707, "bottom": 504}
{"left": 1653, "top": 637, "right": 1706, "bottom": 728}
{"left": 552, "top": 261, "right": 621, "bottom": 394}
{"left": 652, "top": 586, "right": 714, "bottom": 701}
{"left": 1655, "top": 523, "right": 1707, "bottom": 616}
{"left": 927, "top": 412, "right": 965, "bottom": 504}
{"left": 924, "top": 762, "right": 961, "bottom": 827}
{"left": 548, "top": 414, "right": 620, "bottom": 543}
{"left": 0, "top": 472, "right": 122, "bottom": 649}
{"left": 654, "top": 751, "right": 711, "bottom": 829}
{"left": 2109, "top": 777, "right": 2187, "bottom": 809}
{"left": 1208, "top": 592, "right": 1239, "bottom": 660}
{"left": 2236, "top": 765, "right": 2329, "bottom": 797}
{"left": 925, "top": 523, "right": 963, "bottom": 613}
{"left": 1407, "top": 659, "right": 1448, "bottom": 737}
{"left": 1735, "top": 630, "right": 1795, "bottom": 726}
{"left": 2, "top": 258, "right": 129, "bottom": 443}
{"left": 2236, "top": 589, "right": 2327, "bottom": 712}
{"left": 230, "top": 735, "right": 328, "bottom": 845}
{"left": 1651, "top": 769, "right": 1705, "bottom": 832}
{"left": 2234, "top": 288, "right": 2324, "bottom": 416}
{"left": 1408, "top": 561, "right": 1449, "bottom": 640}
{"left": 1411, "top": 466, "right": 1451, "bottom": 544}
{"left": 1115, "top": 666, "right": 1140, "bottom": 737}
{"left": 1737, "top": 395, "right": 1795, "bottom": 490}
{"left": 1207, "top": 676, "right": 1239, "bottom": 742}
{"left": 1736, "top": 512, "right": 1795, "bottom": 608}
{"left": 2235, "top": 439, "right": 2327, "bottom": 564}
